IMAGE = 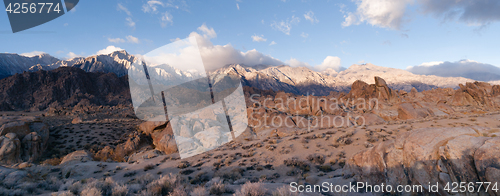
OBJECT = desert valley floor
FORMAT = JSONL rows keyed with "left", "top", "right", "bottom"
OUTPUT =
{"left": 0, "top": 76, "right": 500, "bottom": 196}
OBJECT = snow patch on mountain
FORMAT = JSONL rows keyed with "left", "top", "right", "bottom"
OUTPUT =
{"left": 335, "top": 63, "right": 475, "bottom": 91}
{"left": 0, "top": 51, "right": 488, "bottom": 95}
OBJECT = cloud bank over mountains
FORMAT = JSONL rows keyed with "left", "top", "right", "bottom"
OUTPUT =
{"left": 139, "top": 24, "right": 343, "bottom": 72}
{"left": 17, "top": 21, "right": 500, "bottom": 82}
{"left": 22, "top": 22, "right": 344, "bottom": 73}
{"left": 342, "top": 0, "right": 500, "bottom": 30}
{"left": 407, "top": 59, "right": 500, "bottom": 81}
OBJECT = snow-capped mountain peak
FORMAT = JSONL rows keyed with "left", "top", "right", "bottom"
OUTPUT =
{"left": 0, "top": 51, "right": 487, "bottom": 95}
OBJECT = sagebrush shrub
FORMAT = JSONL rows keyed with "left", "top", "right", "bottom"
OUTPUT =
{"left": 272, "top": 186, "right": 298, "bottom": 196}
{"left": 234, "top": 182, "right": 267, "bottom": 196}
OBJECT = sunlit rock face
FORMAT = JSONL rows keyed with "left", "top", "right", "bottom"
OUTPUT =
{"left": 345, "top": 126, "right": 500, "bottom": 196}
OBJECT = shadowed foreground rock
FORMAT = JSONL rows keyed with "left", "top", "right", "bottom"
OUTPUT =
{"left": 345, "top": 126, "right": 500, "bottom": 196}
{"left": 138, "top": 121, "right": 178, "bottom": 155}
{"left": 0, "top": 116, "right": 49, "bottom": 164}
{"left": 0, "top": 67, "right": 131, "bottom": 111}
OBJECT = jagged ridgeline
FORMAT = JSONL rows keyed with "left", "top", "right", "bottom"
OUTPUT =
{"left": 0, "top": 67, "right": 131, "bottom": 111}
{"left": 0, "top": 50, "right": 485, "bottom": 111}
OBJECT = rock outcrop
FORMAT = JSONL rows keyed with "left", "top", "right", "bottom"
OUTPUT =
{"left": 0, "top": 133, "right": 21, "bottom": 165}
{"left": 138, "top": 100, "right": 250, "bottom": 158}
{"left": 449, "top": 81, "right": 500, "bottom": 107}
{"left": 138, "top": 121, "right": 178, "bottom": 155}
{"left": 345, "top": 127, "right": 500, "bottom": 195}
{"left": 397, "top": 102, "right": 432, "bottom": 120}
{"left": 346, "top": 76, "right": 399, "bottom": 102}
{"left": 0, "top": 117, "right": 49, "bottom": 164}
{"left": 247, "top": 76, "right": 481, "bottom": 130}
{"left": 60, "top": 150, "right": 93, "bottom": 165}
{"left": 94, "top": 131, "right": 144, "bottom": 162}
{"left": 345, "top": 80, "right": 373, "bottom": 100}
{"left": 21, "top": 132, "right": 42, "bottom": 162}
{"left": 71, "top": 117, "right": 83, "bottom": 124}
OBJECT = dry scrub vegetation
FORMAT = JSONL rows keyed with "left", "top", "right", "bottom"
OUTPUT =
{"left": 6, "top": 173, "right": 272, "bottom": 196}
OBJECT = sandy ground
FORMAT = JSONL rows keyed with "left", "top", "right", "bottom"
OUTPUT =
{"left": 18, "top": 111, "right": 499, "bottom": 195}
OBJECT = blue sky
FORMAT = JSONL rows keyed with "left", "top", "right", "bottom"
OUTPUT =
{"left": 1, "top": 0, "right": 499, "bottom": 71}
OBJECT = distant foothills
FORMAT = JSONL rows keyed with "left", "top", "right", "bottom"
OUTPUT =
{"left": 1, "top": 50, "right": 499, "bottom": 96}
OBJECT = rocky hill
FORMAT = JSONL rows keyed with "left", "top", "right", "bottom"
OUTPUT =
{"left": 0, "top": 67, "right": 131, "bottom": 111}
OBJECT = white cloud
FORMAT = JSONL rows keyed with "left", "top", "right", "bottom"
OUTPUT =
{"left": 161, "top": 24, "right": 287, "bottom": 71}
{"left": 342, "top": 0, "right": 500, "bottom": 30}
{"left": 284, "top": 56, "right": 343, "bottom": 72}
{"left": 108, "top": 38, "right": 125, "bottom": 43}
{"left": 126, "top": 35, "right": 140, "bottom": 44}
{"left": 161, "top": 11, "right": 173, "bottom": 27}
{"left": 410, "top": 61, "right": 444, "bottom": 68}
{"left": 314, "top": 56, "right": 342, "bottom": 71}
{"left": 342, "top": 12, "right": 359, "bottom": 27}
{"left": 117, "top": 4, "right": 135, "bottom": 29}
{"left": 96, "top": 46, "right": 124, "bottom": 55}
{"left": 142, "top": 0, "right": 189, "bottom": 27}
{"left": 420, "top": 0, "right": 500, "bottom": 26}
{"left": 137, "top": 24, "right": 318, "bottom": 74}
{"left": 271, "top": 15, "right": 300, "bottom": 35}
{"left": 287, "top": 58, "right": 311, "bottom": 68}
{"left": 300, "top": 32, "right": 309, "bottom": 38}
{"left": 269, "top": 41, "right": 277, "bottom": 46}
{"left": 236, "top": 3, "right": 240, "bottom": 10}
{"left": 304, "top": 11, "right": 319, "bottom": 23}
{"left": 251, "top": 34, "right": 267, "bottom": 42}
{"left": 108, "top": 36, "right": 140, "bottom": 44}
{"left": 126, "top": 17, "right": 136, "bottom": 28}
{"left": 117, "top": 3, "right": 132, "bottom": 16}
{"left": 142, "top": 0, "right": 188, "bottom": 11}
{"left": 67, "top": 52, "right": 82, "bottom": 58}
{"left": 20, "top": 51, "right": 46, "bottom": 57}
{"left": 342, "top": 0, "right": 412, "bottom": 30}
{"left": 142, "top": 0, "right": 164, "bottom": 13}
{"left": 197, "top": 23, "right": 217, "bottom": 39}
{"left": 339, "top": 3, "right": 347, "bottom": 14}
{"left": 170, "top": 38, "right": 182, "bottom": 42}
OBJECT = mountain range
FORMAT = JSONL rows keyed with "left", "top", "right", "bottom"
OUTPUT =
{"left": 0, "top": 53, "right": 60, "bottom": 79}
{"left": 0, "top": 51, "right": 484, "bottom": 96}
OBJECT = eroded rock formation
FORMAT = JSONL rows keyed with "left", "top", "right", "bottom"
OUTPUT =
{"left": 0, "top": 116, "right": 49, "bottom": 164}
{"left": 345, "top": 127, "right": 500, "bottom": 196}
